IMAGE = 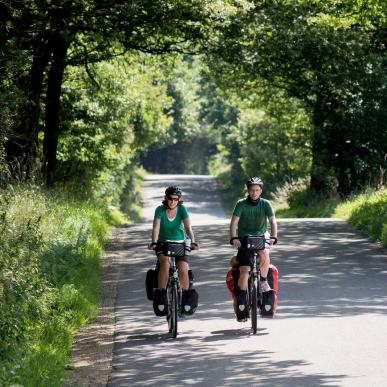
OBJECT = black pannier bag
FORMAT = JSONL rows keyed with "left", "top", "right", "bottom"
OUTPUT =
{"left": 153, "top": 288, "right": 168, "bottom": 316}
{"left": 260, "top": 290, "right": 276, "bottom": 317}
{"left": 145, "top": 267, "right": 158, "bottom": 301}
{"left": 181, "top": 288, "right": 199, "bottom": 315}
{"left": 258, "top": 264, "right": 279, "bottom": 318}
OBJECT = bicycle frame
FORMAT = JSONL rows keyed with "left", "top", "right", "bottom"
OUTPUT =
{"left": 244, "top": 235, "right": 270, "bottom": 334}
{"left": 249, "top": 250, "right": 261, "bottom": 334}
{"left": 166, "top": 256, "right": 181, "bottom": 338}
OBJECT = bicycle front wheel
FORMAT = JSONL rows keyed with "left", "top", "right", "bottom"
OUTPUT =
{"left": 170, "top": 284, "right": 178, "bottom": 338}
{"left": 251, "top": 277, "right": 258, "bottom": 334}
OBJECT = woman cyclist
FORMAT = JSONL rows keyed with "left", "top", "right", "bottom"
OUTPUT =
{"left": 148, "top": 186, "right": 199, "bottom": 315}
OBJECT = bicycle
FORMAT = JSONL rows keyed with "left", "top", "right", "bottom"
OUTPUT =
{"left": 161, "top": 241, "right": 189, "bottom": 338}
{"left": 244, "top": 235, "right": 270, "bottom": 334}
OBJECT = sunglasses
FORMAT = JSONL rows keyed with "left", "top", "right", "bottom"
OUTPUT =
{"left": 167, "top": 196, "right": 180, "bottom": 202}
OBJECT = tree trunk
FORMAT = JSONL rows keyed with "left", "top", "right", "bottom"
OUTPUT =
{"left": 310, "top": 90, "right": 345, "bottom": 194}
{"left": 5, "top": 34, "right": 51, "bottom": 178}
{"left": 42, "top": 36, "right": 70, "bottom": 187}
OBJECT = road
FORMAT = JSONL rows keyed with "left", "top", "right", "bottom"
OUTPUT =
{"left": 107, "top": 174, "right": 387, "bottom": 387}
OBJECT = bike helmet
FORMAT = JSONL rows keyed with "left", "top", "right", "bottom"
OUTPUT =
{"left": 165, "top": 186, "right": 182, "bottom": 197}
{"left": 246, "top": 177, "right": 263, "bottom": 188}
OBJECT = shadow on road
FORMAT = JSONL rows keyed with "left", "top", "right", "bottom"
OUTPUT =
{"left": 106, "top": 218, "right": 387, "bottom": 386}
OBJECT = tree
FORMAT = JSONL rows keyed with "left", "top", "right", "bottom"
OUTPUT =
{"left": 207, "top": 0, "right": 387, "bottom": 195}
{"left": 2, "top": 0, "right": 228, "bottom": 185}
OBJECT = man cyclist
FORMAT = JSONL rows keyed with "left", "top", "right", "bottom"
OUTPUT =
{"left": 229, "top": 177, "right": 278, "bottom": 321}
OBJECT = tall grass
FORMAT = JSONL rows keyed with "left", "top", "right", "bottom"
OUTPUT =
{"left": 333, "top": 188, "right": 387, "bottom": 248}
{"left": 0, "top": 185, "right": 122, "bottom": 386}
{"left": 273, "top": 183, "right": 387, "bottom": 248}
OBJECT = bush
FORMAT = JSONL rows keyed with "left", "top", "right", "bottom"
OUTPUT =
{"left": 0, "top": 185, "right": 119, "bottom": 385}
{"left": 276, "top": 187, "right": 340, "bottom": 218}
{"left": 335, "top": 188, "right": 387, "bottom": 247}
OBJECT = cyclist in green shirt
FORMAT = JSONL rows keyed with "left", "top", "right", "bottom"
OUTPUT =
{"left": 148, "top": 186, "right": 198, "bottom": 291}
{"left": 229, "top": 177, "right": 278, "bottom": 320}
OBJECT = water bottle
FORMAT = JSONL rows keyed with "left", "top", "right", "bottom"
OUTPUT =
{"left": 185, "top": 236, "right": 191, "bottom": 254}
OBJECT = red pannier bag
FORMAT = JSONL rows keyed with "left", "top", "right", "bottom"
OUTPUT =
{"left": 226, "top": 267, "right": 239, "bottom": 316}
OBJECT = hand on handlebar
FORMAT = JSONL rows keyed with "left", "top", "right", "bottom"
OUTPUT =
{"left": 230, "top": 237, "right": 241, "bottom": 248}
{"left": 148, "top": 242, "right": 157, "bottom": 250}
{"left": 269, "top": 236, "right": 278, "bottom": 245}
{"left": 191, "top": 242, "right": 199, "bottom": 250}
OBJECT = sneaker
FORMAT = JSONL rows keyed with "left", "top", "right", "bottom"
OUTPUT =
{"left": 260, "top": 280, "right": 271, "bottom": 293}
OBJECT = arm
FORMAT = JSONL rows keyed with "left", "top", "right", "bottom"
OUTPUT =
{"left": 183, "top": 218, "right": 199, "bottom": 249}
{"left": 149, "top": 217, "right": 161, "bottom": 249}
{"left": 230, "top": 215, "right": 241, "bottom": 248}
{"left": 268, "top": 215, "right": 278, "bottom": 245}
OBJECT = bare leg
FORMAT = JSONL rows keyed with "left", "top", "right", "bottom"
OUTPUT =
{"left": 158, "top": 254, "right": 169, "bottom": 288}
{"left": 258, "top": 249, "right": 270, "bottom": 278}
{"left": 238, "top": 265, "right": 250, "bottom": 291}
{"left": 177, "top": 261, "right": 189, "bottom": 290}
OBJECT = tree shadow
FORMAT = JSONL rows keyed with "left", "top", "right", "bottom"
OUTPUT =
{"left": 106, "top": 219, "right": 386, "bottom": 386}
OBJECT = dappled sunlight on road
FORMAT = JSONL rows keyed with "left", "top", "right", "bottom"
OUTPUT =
{"left": 107, "top": 175, "right": 387, "bottom": 386}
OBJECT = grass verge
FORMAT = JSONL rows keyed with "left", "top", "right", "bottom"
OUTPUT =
{"left": 0, "top": 186, "right": 123, "bottom": 386}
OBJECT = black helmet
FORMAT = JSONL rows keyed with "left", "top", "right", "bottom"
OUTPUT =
{"left": 246, "top": 177, "right": 263, "bottom": 188}
{"left": 165, "top": 186, "right": 182, "bottom": 197}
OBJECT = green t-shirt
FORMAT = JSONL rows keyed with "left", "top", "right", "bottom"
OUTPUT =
{"left": 155, "top": 204, "right": 189, "bottom": 242}
{"left": 232, "top": 197, "right": 274, "bottom": 237}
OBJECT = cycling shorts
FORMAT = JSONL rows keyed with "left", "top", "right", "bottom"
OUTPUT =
{"left": 236, "top": 247, "right": 254, "bottom": 267}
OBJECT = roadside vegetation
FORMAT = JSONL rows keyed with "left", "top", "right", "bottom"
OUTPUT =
{"left": 273, "top": 185, "right": 387, "bottom": 249}
{"left": 0, "top": 185, "right": 132, "bottom": 386}
{"left": 333, "top": 188, "right": 387, "bottom": 248}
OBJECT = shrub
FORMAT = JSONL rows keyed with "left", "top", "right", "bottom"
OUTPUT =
{"left": 0, "top": 186, "right": 118, "bottom": 385}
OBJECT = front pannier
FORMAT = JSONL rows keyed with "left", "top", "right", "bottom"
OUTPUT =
{"left": 259, "top": 264, "right": 279, "bottom": 318}
{"left": 181, "top": 289, "right": 199, "bottom": 315}
{"left": 153, "top": 288, "right": 168, "bottom": 316}
{"left": 145, "top": 268, "right": 158, "bottom": 300}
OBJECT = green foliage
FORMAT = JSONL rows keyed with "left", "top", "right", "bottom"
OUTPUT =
{"left": 207, "top": 0, "right": 387, "bottom": 195}
{"left": 233, "top": 90, "right": 312, "bottom": 194}
{"left": 141, "top": 57, "right": 220, "bottom": 174}
{"left": 58, "top": 55, "right": 172, "bottom": 206}
{"left": 0, "top": 186, "right": 119, "bottom": 385}
{"left": 276, "top": 188, "right": 341, "bottom": 218}
{"left": 333, "top": 188, "right": 387, "bottom": 247}
{"left": 275, "top": 183, "right": 387, "bottom": 248}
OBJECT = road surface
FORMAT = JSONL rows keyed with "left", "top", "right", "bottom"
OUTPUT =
{"left": 107, "top": 174, "right": 387, "bottom": 387}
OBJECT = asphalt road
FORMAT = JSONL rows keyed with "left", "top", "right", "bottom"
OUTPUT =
{"left": 108, "top": 174, "right": 387, "bottom": 387}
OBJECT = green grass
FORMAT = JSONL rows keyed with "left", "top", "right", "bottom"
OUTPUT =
{"left": 0, "top": 186, "right": 124, "bottom": 386}
{"left": 274, "top": 185, "right": 387, "bottom": 248}
{"left": 333, "top": 188, "right": 387, "bottom": 248}
{"left": 275, "top": 190, "right": 341, "bottom": 218}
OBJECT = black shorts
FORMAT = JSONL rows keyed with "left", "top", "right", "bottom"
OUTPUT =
{"left": 155, "top": 243, "right": 190, "bottom": 264}
{"left": 236, "top": 247, "right": 255, "bottom": 267}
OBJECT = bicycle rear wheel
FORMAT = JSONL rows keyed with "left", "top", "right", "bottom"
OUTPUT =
{"left": 251, "top": 277, "right": 258, "bottom": 334}
{"left": 170, "top": 283, "right": 178, "bottom": 338}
